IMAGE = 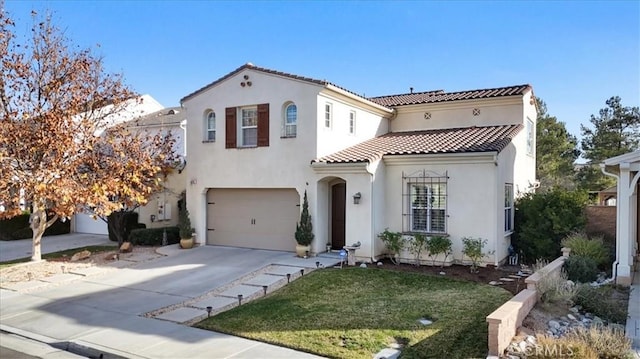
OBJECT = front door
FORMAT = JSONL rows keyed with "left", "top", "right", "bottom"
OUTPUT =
{"left": 331, "top": 183, "right": 346, "bottom": 250}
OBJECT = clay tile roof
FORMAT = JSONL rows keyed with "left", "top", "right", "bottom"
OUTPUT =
{"left": 180, "top": 63, "right": 375, "bottom": 105}
{"left": 314, "top": 124, "right": 523, "bottom": 164}
{"left": 368, "top": 84, "right": 531, "bottom": 107}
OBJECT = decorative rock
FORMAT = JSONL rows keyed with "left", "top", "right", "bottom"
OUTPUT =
{"left": 488, "top": 281, "right": 501, "bottom": 286}
{"left": 417, "top": 318, "right": 433, "bottom": 325}
{"left": 359, "top": 263, "right": 367, "bottom": 268}
{"left": 70, "top": 250, "right": 91, "bottom": 262}
{"left": 119, "top": 242, "right": 133, "bottom": 253}
{"left": 560, "top": 316, "right": 569, "bottom": 322}
{"left": 548, "top": 320, "right": 560, "bottom": 330}
{"left": 518, "top": 341, "right": 528, "bottom": 352}
{"left": 526, "top": 335, "right": 536, "bottom": 345}
{"left": 377, "top": 262, "right": 383, "bottom": 266}
{"left": 569, "top": 306, "right": 580, "bottom": 313}
{"left": 104, "top": 253, "right": 118, "bottom": 261}
{"left": 567, "top": 313, "right": 576, "bottom": 321}
{"left": 439, "top": 271, "right": 445, "bottom": 275}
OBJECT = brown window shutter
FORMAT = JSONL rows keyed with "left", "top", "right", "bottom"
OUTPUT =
{"left": 225, "top": 107, "right": 236, "bottom": 149}
{"left": 257, "top": 103, "right": 269, "bottom": 147}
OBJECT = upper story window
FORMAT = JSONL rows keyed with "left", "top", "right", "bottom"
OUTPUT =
{"left": 324, "top": 103, "right": 332, "bottom": 128}
{"left": 283, "top": 103, "right": 297, "bottom": 137}
{"left": 225, "top": 104, "right": 269, "bottom": 149}
{"left": 526, "top": 118, "right": 534, "bottom": 156}
{"left": 349, "top": 111, "right": 356, "bottom": 135}
{"left": 240, "top": 107, "right": 258, "bottom": 147}
{"left": 504, "top": 183, "right": 514, "bottom": 233}
{"left": 403, "top": 170, "right": 448, "bottom": 234}
{"left": 205, "top": 110, "right": 216, "bottom": 142}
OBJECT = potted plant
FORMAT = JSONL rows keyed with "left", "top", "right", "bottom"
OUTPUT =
{"left": 295, "top": 190, "right": 313, "bottom": 257}
{"left": 178, "top": 198, "right": 194, "bottom": 249}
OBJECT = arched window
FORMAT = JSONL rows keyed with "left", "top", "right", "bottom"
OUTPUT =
{"left": 283, "top": 103, "right": 297, "bottom": 137}
{"left": 205, "top": 110, "right": 216, "bottom": 141}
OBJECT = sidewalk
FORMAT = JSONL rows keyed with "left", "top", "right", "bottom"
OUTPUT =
{"left": 627, "top": 268, "right": 640, "bottom": 357}
{"left": 0, "top": 245, "right": 337, "bottom": 358}
{"left": 0, "top": 233, "right": 112, "bottom": 262}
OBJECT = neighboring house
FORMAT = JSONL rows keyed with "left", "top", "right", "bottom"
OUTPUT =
{"left": 72, "top": 95, "right": 166, "bottom": 235}
{"left": 181, "top": 63, "right": 537, "bottom": 265}
{"left": 601, "top": 149, "right": 640, "bottom": 285}
{"left": 129, "top": 107, "right": 187, "bottom": 229}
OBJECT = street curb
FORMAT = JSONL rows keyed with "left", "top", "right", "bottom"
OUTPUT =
{"left": 0, "top": 324, "right": 140, "bottom": 359}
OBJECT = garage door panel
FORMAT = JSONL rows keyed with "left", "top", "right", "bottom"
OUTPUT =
{"left": 207, "top": 188, "right": 299, "bottom": 251}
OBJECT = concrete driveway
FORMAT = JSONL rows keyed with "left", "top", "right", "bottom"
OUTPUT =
{"left": 0, "top": 245, "right": 339, "bottom": 358}
{"left": 0, "top": 233, "right": 112, "bottom": 262}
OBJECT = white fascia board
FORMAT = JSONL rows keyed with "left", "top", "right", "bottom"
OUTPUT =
{"left": 323, "top": 84, "right": 394, "bottom": 116}
{"left": 603, "top": 149, "right": 640, "bottom": 166}
{"left": 383, "top": 152, "right": 498, "bottom": 166}
{"left": 311, "top": 161, "right": 371, "bottom": 175}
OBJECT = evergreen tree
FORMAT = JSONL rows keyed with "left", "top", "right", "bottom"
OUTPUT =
{"left": 535, "top": 99, "right": 580, "bottom": 190}
{"left": 295, "top": 191, "right": 314, "bottom": 246}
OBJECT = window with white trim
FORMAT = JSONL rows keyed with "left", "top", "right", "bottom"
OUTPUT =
{"left": 526, "top": 118, "right": 534, "bottom": 156}
{"left": 403, "top": 170, "right": 448, "bottom": 233}
{"left": 349, "top": 110, "right": 356, "bottom": 135}
{"left": 324, "top": 103, "right": 332, "bottom": 128}
{"left": 284, "top": 103, "right": 297, "bottom": 137}
{"left": 205, "top": 111, "right": 216, "bottom": 141}
{"left": 240, "top": 106, "right": 257, "bottom": 147}
{"left": 504, "top": 183, "right": 514, "bottom": 232}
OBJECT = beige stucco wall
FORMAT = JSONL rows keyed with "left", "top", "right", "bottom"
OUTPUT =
{"left": 137, "top": 169, "right": 186, "bottom": 229}
{"left": 182, "top": 69, "right": 389, "bottom": 250}
{"left": 381, "top": 154, "right": 499, "bottom": 264}
{"left": 390, "top": 97, "right": 524, "bottom": 132}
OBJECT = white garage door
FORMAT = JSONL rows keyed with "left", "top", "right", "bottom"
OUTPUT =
{"left": 74, "top": 213, "right": 108, "bottom": 235}
{"left": 207, "top": 188, "right": 299, "bottom": 251}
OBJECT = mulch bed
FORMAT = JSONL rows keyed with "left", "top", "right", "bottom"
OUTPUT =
{"left": 376, "top": 260, "right": 527, "bottom": 295}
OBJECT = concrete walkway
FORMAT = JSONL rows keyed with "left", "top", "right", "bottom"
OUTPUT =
{"left": 0, "top": 245, "right": 339, "bottom": 358}
{"left": 0, "top": 233, "right": 112, "bottom": 262}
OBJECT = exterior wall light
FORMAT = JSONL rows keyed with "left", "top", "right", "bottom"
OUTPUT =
{"left": 353, "top": 192, "right": 362, "bottom": 205}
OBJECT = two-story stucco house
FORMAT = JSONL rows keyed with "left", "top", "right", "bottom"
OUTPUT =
{"left": 181, "top": 63, "right": 537, "bottom": 265}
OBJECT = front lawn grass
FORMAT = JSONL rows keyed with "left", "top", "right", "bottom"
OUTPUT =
{"left": 0, "top": 245, "right": 117, "bottom": 269}
{"left": 195, "top": 267, "right": 512, "bottom": 359}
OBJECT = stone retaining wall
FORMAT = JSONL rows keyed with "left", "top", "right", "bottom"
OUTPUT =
{"left": 485, "top": 248, "right": 571, "bottom": 357}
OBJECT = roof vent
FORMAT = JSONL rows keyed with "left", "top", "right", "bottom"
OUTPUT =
{"left": 167, "top": 109, "right": 179, "bottom": 115}
{"left": 410, "top": 87, "right": 414, "bottom": 94}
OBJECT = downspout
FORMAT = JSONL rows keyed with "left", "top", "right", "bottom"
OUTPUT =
{"left": 600, "top": 163, "right": 620, "bottom": 281}
{"left": 366, "top": 160, "right": 380, "bottom": 263}
{"left": 494, "top": 153, "right": 500, "bottom": 267}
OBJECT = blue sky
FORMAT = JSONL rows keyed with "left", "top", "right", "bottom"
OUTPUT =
{"left": 4, "top": 0, "right": 639, "bottom": 144}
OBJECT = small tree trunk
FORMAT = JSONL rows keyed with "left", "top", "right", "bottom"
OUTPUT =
{"left": 30, "top": 204, "right": 57, "bottom": 261}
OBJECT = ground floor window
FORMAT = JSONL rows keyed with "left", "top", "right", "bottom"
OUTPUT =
{"left": 505, "top": 183, "right": 513, "bottom": 232}
{"left": 403, "top": 170, "right": 448, "bottom": 233}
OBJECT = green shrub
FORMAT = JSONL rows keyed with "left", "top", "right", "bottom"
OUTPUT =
{"left": 378, "top": 229, "right": 404, "bottom": 265}
{"left": 564, "top": 255, "right": 599, "bottom": 283}
{"left": 427, "top": 235, "right": 452, "bottom": 267}
{"left": 574, "top": 284, "right": 629, "bottom": 324}
{"left": 108, "top": 211, "right": 145, "bottom": 242}
{"left": 513, "top": 188, "right": 588, "bottom": 263}
{"left": 561, "top": 233, "right": 610, "bottom": 268}
{"left": 129, "top": 227, "right": 180, "bottom": 246}
{"left": 565, "top": 325, "right": 632, "bottom": 359}
{"left": 407, "top": 233, "right": 428, "bottom": 266}
{"left": 461, "top": 237, "right": 491, "bottom": 273}
{"left": 0, "top": 213, "right": 70, "bottom": 240}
